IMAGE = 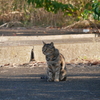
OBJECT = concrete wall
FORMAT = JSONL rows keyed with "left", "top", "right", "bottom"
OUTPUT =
{"left": 0, "top": 34, "right": 96, "bottom": 42}
{"left": 0, "top": 46, "right": 33, "bottom": 65}
{"left": 0, "top": 42, "right": 100, "bottom": 65}
{"left": 34, "top": 42, "right": 100, "bottom": 62}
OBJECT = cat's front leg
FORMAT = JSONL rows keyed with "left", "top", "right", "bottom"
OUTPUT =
{"left": 54, "top": 67, "right": 60, "bottom": 82}
{"left": 47, "top": 68, "right": 53, "bottom": 82}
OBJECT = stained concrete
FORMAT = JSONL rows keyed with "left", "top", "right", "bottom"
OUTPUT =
{"left": 0, "top": 34, "right": 96, "bottom": 42}
{"left": 0, "top": 46, "right": 33, "bottom": 65}
{"left": 0, "top": 37, "right": 100, "bottom": 65}
{"left": 34, "top": 42, "right": 100, "bottom": 62}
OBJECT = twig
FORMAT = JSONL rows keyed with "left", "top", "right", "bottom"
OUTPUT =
{"left": 88, "top": 20, "right": 100, "bottom": 37}
{"left": 0, "top": 23, "right": 8, "bottom": 28}
{"left": 63, "top": 20, "right": 82, "bottom": 29}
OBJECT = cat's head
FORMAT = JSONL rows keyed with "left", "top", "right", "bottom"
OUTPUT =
{"left": 42, "top": 41, "right": 55, "bottom": 55}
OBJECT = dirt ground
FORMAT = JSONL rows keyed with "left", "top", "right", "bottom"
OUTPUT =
{"left": 0, "top": 62, "right": 100, "bottom": 100}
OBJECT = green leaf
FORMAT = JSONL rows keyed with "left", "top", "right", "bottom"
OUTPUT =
{"left": 82, "top": 9, "right": 92, "bottom": 19}
{"left": 93, "top": 13, "right": 100, "bottom": 20}
{"left": 96, "top": 7, "right": 100, "bottom": 14}
{"left": 27, "top": 0, "right": 32, "bottom": 4}
{"left": 85, "top": 2, "right": 92, "bottom": 10}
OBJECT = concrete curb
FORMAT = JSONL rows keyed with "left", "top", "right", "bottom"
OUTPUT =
{"left": 0, "top": 46, "right": 33, "bottom": 65}
{"left": 0, "top": 34, "right": 96, "bottom": 42}
{"left": 34, "top": 42, "right": 100, "bottom": 63}
{"left": 0, "top": 38, "right": 100, "bottom": 65}
{"left": 0, "top": 33, "right": 99, "bottom": 65}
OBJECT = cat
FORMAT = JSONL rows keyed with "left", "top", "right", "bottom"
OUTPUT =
{"left": 42, "top": 41, "right": 67, "bottom": 82}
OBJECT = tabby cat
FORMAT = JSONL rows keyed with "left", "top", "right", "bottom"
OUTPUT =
{"left": 42, "top": 42, "right": 67, "bottom": 82}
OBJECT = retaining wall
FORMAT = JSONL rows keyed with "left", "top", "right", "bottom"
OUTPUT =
{"left": 34, "top": 42, "right": 100, "bottom": 62}
{"left": 0, "top": 46, "right": 33, "bottom": 65}
{"left": 0, "top": 37, "right": 100, "bottom": 65}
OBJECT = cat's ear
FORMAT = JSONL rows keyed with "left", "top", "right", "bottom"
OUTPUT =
{"left": 42, "top": 41, "right": 46, "bottom": 45}
{"left": 51, "top": 42, "right": 54, "bottom": 46}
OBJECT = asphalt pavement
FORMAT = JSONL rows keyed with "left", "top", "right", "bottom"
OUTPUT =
{"left": 0, "top": 64, "right": 100, "bottom": 100}
{"left": 0, "top": 28, "right": 100, "bottom": 100}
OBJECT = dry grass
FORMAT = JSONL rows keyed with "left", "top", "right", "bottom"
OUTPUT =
{"left": 0, "top": 0, "right": 96, "bottom": 27}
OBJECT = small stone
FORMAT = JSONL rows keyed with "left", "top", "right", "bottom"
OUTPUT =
{"left": 12, "top": 63, "right": 19, "bottom": 68}
{"left": 0, "top": 65, "right": 3, "bottom": 67}
{"left": 4, "top": 63, "right": 10, "bottom": 66}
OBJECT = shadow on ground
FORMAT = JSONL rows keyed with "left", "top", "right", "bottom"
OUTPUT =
{"left": 0, "top": 72, "right": 100, "bottom": 100}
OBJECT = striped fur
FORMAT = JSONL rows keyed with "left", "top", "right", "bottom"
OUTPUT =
{"left": 42, "top": 42, "right": 67, "bottom": 82}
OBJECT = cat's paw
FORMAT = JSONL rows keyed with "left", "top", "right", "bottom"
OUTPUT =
{"left": 47, "top": 78, "right": 53, "bottom": 82}
{"left": 54, "top": 79, "right": 59, "bottom": 82}
{"left": 60, "top": 76, "right": 67, "bottom": 81}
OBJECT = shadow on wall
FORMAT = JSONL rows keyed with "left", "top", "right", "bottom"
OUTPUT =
{"left": 30, "top": 48, "right": 35, "bottom": 61}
